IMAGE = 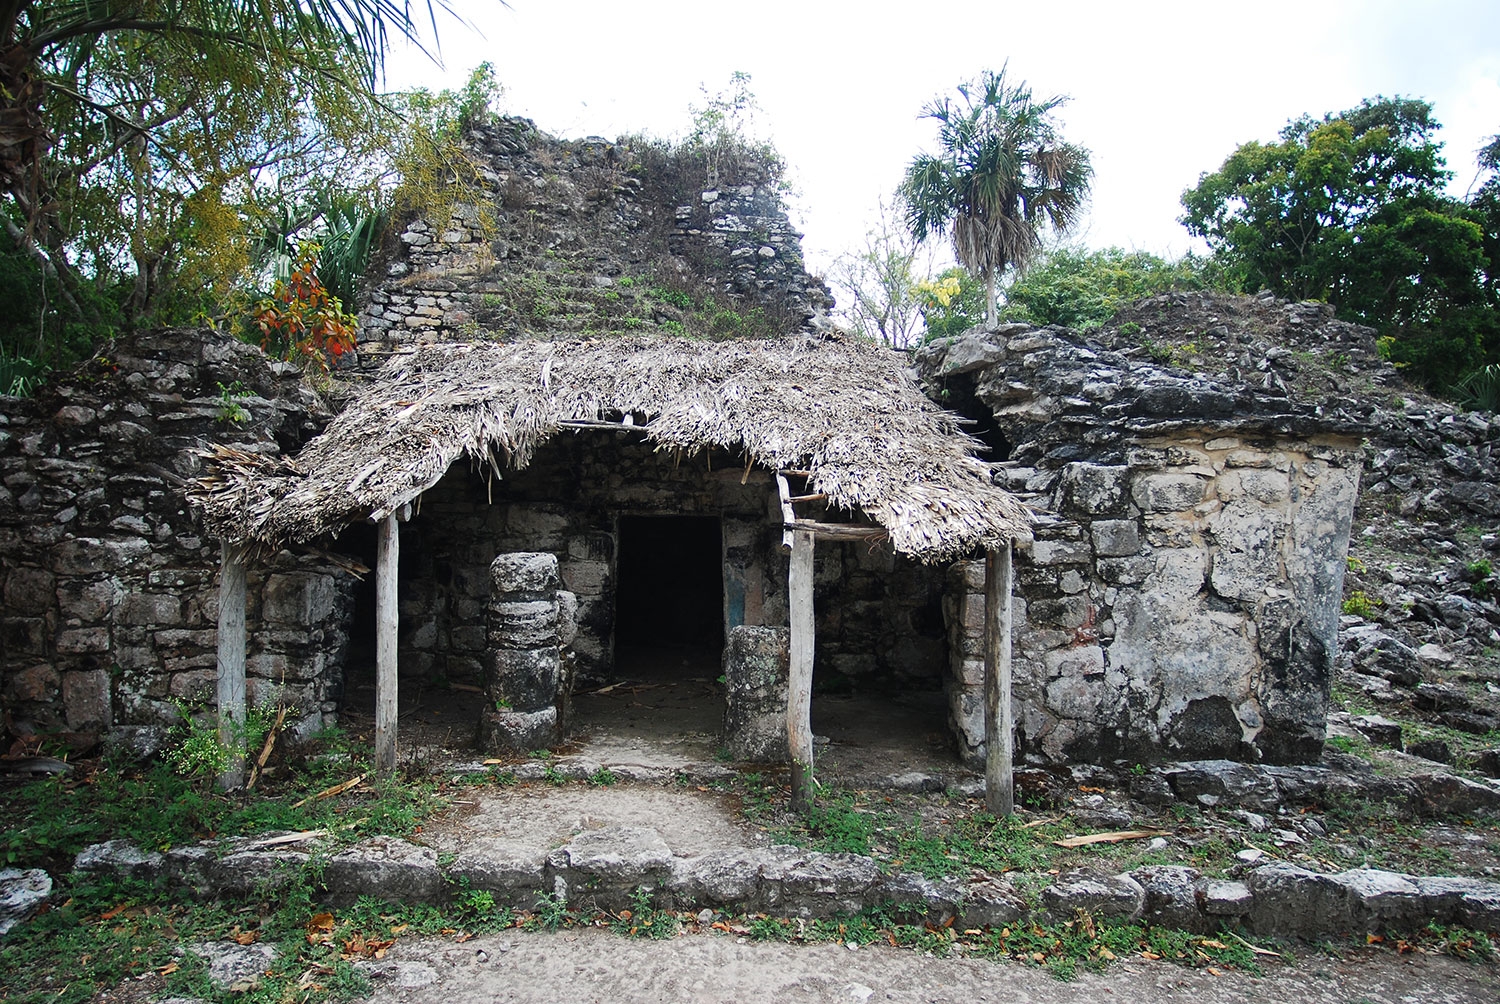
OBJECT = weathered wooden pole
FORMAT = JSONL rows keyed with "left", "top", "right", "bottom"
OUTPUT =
{"left": 215, "top": 541, "right": 247, "bottom": 790}
{"left": 984, "top": 544, "right": 1015, "bottom": 816}
{"left": 375, "top": 513, "right": 400, "bottom": 774}
{"left": 787, "top": 528, "right": 816, "bottom": 812}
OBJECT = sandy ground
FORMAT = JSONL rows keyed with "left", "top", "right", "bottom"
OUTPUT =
{"left": 425, "top": 785, "right": 767, "bottom": 858}
{"left": 356, "top": 927, "right": 1499, "bottom": 1004}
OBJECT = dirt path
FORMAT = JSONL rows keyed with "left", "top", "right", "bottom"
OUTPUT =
{"left": 357, "top": 928, "right": 1497, "bottom": 1004}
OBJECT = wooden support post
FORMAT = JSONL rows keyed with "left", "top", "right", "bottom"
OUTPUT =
{"left": 984, "top": 544, "right": 1016, "bottom": 816}
{"left": 375, "top": 514, "right": 400, "bottom": 774}
{"left": 787, "top": 529, "right": 815, "bottom": 812}
{"left": 215, "top": 542, "right": 247, "bottom": 790}
{"left": 775, "top": 473, "right": 796, "bottom": 552}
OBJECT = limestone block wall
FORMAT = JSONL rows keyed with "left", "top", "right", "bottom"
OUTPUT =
{"left": 919, "top": 321, "right": 1363, "bottom": 767}
{"left": 944, "top": 439, "right": 1359, "bottom": 766}
{"left": 0, "top": 329, "right": 353, "bottom": 742}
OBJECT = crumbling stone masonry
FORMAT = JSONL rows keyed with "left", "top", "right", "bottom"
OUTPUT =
{"left": 0, "top": 330, "right": 353, "bottom": 745}
{"left": 920, "top": 323, "right": 1362, "bottom": 766}
{"left": 356, "top": 116, "right": 831, "bottom": 358}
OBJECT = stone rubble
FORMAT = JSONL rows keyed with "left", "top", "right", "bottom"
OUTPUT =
{"left": 0, "top": 867, "right": 51, "bottom": 935}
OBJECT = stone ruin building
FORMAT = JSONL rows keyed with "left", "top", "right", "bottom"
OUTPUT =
{"left": 0, "top": 116, "right": 1362, "bottom": 776}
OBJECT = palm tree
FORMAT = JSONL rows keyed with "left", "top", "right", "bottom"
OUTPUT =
{"left": 902, "top": 66, "right": 1092, "bottom": 327}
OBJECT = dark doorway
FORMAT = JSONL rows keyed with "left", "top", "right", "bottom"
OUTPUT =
{"left": 613, "top": 515, "right": 724, "bottom": 679}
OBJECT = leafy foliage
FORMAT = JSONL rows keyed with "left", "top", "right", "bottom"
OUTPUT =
{"left": 621, "top": 70, "right": 786, "bottom": 207}
{"left": 1454, "top": 363, "right": 1500, "bottom": 412}
{"left": 0, "top": 3, "right": 484, "bottom": 389}
{"left": 251, "top": 246, "right": 358, "bottom": 375}
{"left": 1001, "top": 246, "right": 1232, "bottom": 330}
{"left": 1181, "top": 96, "right": 1499, "bottom": 390}
{"left": 916, "top": 266, "right": 987, "bottom": 341}
{"left": 902, "top": 65, "right": 1092, "bottom": 325}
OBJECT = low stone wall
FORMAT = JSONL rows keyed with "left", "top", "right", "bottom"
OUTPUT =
{"left": 70, "top": 827, "right": 1500, "bottom": 938}
{"left": 920, "top": 324, "right": 1362, "bottom": 766}
{"left": 0, "top": 329, "right": 352, "bottom": 743}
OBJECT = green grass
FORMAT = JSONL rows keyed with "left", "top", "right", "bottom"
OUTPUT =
{"left": 0, "top": 732, "right": 441, "bottom": 873}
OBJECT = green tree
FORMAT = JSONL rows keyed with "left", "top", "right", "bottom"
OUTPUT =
{"left": 901, "top": 65, "right": 1092, "bottom": 327}
{"left": 0, "top": 2, "right": 456, "bottom": 198}
{"left": 915, "top": 266, "right": 985, "bottom": 341}
{"left": 1181, "top": 96, "right": 1499, "bottom": 389}
{"left": 0, "top": 2, "right": 483, "bottom": 376}
{"left": 1001, "top": 246, "right": 1229, "bottom": 330}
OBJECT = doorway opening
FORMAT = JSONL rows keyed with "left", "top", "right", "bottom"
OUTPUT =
{"left": 573, "top": 515, "right": 725, "bottom": 748}
{"left": 613, "top": 515, "right": 724, "bottom": 680}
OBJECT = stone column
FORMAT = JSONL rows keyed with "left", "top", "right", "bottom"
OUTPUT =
{"left": 721, "top": 625, "right": 790, "bottom": 761}
{"left": 477, "top": 552, "right": 565, "bottom": 752}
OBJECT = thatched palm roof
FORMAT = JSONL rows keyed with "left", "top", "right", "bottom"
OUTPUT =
{"left": 189, "top": 333, "right": 1031, "bottom": 561}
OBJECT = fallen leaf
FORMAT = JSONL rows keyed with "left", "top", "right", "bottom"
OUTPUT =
{"left": 389, "top": 924, "right": 409, "bottom": 936}
{"left": 232, "top": 930, "right": 258, "bottom": 945}
{"left": 101, "top": 904, "right": 128, "bottom": 920}
{"left": 1140, "top": 950, "right": 1161, "bottom": 960}
{"left": 1207, "top": 966, "right": 1222, "bottom": 976}
{"left": 1200, "top": 939, "right": 1228, "bottom": 950}
{"left": 1078, "top": 785, "right": 1107, "bottom": 794}
{"left": 1098, "top": 947, "right": 1116, "bottom": 961}
{"left": 156, "top": 962, "right": 180, "bottom": 976}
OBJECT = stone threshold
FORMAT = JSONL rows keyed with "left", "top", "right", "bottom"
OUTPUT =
{"left": 68, "top": 826, "right": 1500, "bottom": 941}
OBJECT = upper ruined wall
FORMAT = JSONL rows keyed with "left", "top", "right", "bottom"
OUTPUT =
{"left": 357, "top": 117, "right": 833, "bottom": 358}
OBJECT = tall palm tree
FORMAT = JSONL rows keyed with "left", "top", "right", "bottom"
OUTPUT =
{"left": 902, "top": 66, "right": 1093, "bottom": 327}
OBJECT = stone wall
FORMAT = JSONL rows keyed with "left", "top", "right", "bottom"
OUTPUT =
{"left": 0, "top": 329, "right": 353, "bottom": 745}
{"left": 919, "top": 321, "right": 1362, "bottom": 766}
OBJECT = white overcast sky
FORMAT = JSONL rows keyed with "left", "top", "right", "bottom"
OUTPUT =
{"left": 383, "top": 0, "right": 1500, "bottom": 275}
